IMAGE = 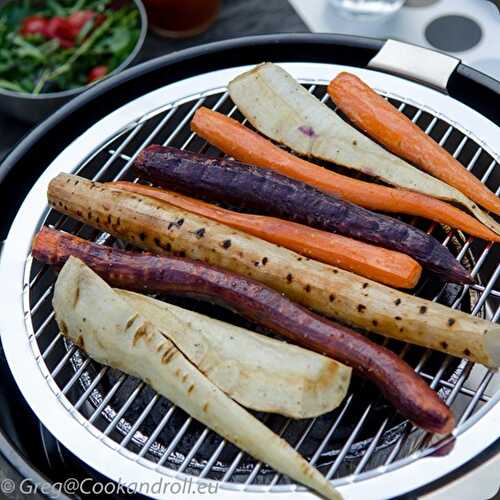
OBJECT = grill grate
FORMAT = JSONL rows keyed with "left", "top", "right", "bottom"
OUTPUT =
{"left": 25, "top": 77, "right": 499, "bottom": 492}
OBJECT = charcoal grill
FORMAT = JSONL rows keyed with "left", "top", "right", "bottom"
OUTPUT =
{"left": 0, "top": 35, "right": 498, "bottom": 499}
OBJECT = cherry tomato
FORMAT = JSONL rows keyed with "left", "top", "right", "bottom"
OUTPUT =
{"left": 94, "top": 13, "right": 107, "bottom": 27}
{"left": 45, "top": 16, "right": 75, "bottom": 47}
{"left": 67, "top": 10, "right": 96, "bottom": 37}
{"left": 20, "top": 15, "right": 49, "bottom": 37}
{"left": 87, "top": 65, "right": 108, "bottom": 83}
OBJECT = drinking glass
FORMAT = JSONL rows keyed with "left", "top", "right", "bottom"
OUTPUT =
{"left": 142, "top": 0, "right": 221, "bottom": 38}
{"left": 328, "top": 0, "right": 405, "bottom": 19}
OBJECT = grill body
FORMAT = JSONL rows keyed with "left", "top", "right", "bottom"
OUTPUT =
{"left": 0, "top": 36, "right": 499, "bottom": 499}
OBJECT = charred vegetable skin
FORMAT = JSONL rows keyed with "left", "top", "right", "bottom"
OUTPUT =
{"left": 54, "top": 258, "right": 342, "bottom": 500}
{"left": 112, "top": 180, "right": 422, "bottom": 289}
{"left": 33, "top": 226, "right": 454, "bottom": 433}
{"left": 47, "top": 173, "right": 500, "bottom": 368}
{"left": 134, "top": 145, "right": 471, "bottom": 284}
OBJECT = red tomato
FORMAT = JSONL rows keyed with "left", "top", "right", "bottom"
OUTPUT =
{"left": 57, "top": 37, "right": 75, "bottom": 48}
{"left": 87, "top": 65, "right": 108, "bottom": 83}
{"left": 45, "top": 16, "right": 75, "bottom": 47}
{"left": 94, "top": 13, "right": 107, "bottom": 27}
{"left": 67, "top": 10, "right": 96, "bottom": 37}
{"left": 20, "top": 15, "right": 49, "bottom": 37}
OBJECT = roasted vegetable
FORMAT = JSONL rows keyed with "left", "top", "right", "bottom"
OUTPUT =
{"left": 328, "top": 72, "right": 500, "bottom": 216}
{"left": 119, "top": 290, "right": 351, "bottom": 418}
{"left": 53, "top": 257, "right": 342, "bottom": 500}
{"left": 46, "top": 173, "right": 500, "bottom": 369}
{"left": 112, "top": 181, "right": 422, "bottom": 289}
{"left": 134, "top": 145, "right": 471, "bottom": 284}
{"left": 228, "top": 63, "right": 500, "bottom": 236}
{"left": 33, "top": 227, "right": 452, "bottom": 432}
{"left": 191, "top": 107, "right": 500, "bottom": 242}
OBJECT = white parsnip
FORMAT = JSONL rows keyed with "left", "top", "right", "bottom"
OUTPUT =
{"left": 53, "top": 258, "right": 342, "bottom": 500}
{"left": 228, "top": 63, "right": 500, "bottom": 236}
{"left": 48, "top": 174, "right": 500, "bottom": 367}
{"left": 117, "top": 290, "right": 351, "bottom": 418}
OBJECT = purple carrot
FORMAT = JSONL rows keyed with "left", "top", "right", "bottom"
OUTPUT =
{"left": 32, "top": 226, "right": 454, "bottom": 434}
{"left": 134, "top": 145, "right": 472, "bottom": 284}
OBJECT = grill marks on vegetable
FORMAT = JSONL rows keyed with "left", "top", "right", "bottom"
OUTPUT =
{"left": 44, "top": 174, "right": 500, "bottom": 370}
{"left": 168, "top": 218, "right": 184, "bottom": 230}
{"left": 33, "top": 227, "right": 454, "bottom": 433}
{"left": 126, "top": 313, "right": 139, "bottom": 329}
{"left": 133, "top": 324, "right": 149, "bottom": 346}
{"left": 134, "top": 145, "right": 471, "bottom": 284}
{"left": 161, "top": 345, "right": 178, "bottom": 365}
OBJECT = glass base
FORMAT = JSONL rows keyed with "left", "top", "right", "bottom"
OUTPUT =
{"left": 329, "top": 0, "right": 405, "bottom": 20}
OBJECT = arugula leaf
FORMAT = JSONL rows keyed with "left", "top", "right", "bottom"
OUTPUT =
{"left": 46, "top": 0, "right": 67, "bottom": 16}
{"left": 0, "top": 78, "right": 24, "bottom": 92}
{"left": 12, "top": 35, "right": 46, "bottom": 62}
{"left": 1, "top": 2, "right": 31, "bottom": 29}
{"left": 76, "top": 17, "right": 95, "bottom": 43}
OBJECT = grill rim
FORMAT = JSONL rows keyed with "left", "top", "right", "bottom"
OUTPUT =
{"left": 1, "top": 62, "right": 499, "bottom": 500}
{"left": 1, "top": 33, "right": 499, "bottom": 241}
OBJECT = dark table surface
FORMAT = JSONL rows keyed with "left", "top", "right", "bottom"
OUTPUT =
{"left": 0, "top": 1, "right": 306, "bottom": 496}
{"left": 0, "top": 0, "right": 307, "bottom": 162}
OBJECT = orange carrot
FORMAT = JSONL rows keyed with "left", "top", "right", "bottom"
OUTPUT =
{"left": 111, "top": 181, "right": 422, "bottom": 289}
{"left": 191, "top": 107, "right": 500, "bottom": 242}
{"left": 328, "top": 72, "right": 500, "bottom": 216}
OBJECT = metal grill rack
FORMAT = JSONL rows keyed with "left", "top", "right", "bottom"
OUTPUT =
{"left": 3, "top": 63, "right": 499, "bottom": 497}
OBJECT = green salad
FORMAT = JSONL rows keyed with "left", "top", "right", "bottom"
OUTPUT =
{"left": 0, "top": 0, "right": 141, "bottom": 94}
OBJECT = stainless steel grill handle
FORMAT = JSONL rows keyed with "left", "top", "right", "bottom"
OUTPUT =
{"left": 368, "top": 39, "right": 460, "bottom": 91}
